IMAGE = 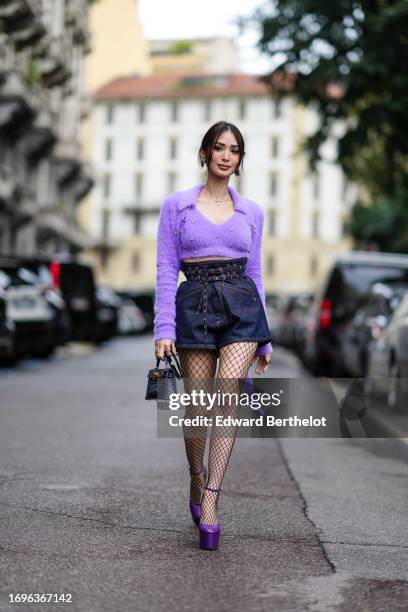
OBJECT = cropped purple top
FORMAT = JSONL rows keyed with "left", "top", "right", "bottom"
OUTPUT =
{"left": 154, "top": 182, "right": 273, "bottom": 356}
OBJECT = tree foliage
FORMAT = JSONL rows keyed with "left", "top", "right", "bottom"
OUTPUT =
{"left": 239, "top": 1, "right": 408, "bottom": 250}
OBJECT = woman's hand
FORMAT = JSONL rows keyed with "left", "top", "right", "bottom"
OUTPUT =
{"left": 252, "top": 352, "right": 272, "bottom": 374}
{"left": 155, "top": 339, "right": 178, "bottom": 360}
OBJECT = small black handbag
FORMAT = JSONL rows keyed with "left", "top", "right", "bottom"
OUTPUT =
{"left": 145, "top": 354, "right": 183, "bottom": 401}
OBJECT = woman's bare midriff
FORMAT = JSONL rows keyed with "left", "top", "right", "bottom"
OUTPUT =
{"left": 182, "top": 256, "right": 235, "bottom": 263}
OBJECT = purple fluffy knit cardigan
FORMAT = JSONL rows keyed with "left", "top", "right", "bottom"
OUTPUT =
{"left": 154, "top": 182, "right": 273, "bottom": 357}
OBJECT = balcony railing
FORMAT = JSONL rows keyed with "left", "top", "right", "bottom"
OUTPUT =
{"left": 65, "top": 0, "right": 90, "bottom": 46}
{"left": 0, "top": 70, "right": 36, "bottom": 137}
{"left": 0, "top": 0, "right": 43, "bottom": 33}
{"left": 35, "top": 34, "right": 72, "bottom": 88}
{"left": 0, "top": 164, "right": 19, "bottom": 205}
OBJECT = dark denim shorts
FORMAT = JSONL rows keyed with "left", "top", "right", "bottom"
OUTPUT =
{"left": 175, "top": 257, "right": 273, "bottom": 356}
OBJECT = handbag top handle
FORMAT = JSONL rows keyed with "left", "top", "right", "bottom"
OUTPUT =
{"left": 156, "top": 354, "right": 183, "bottom": 379}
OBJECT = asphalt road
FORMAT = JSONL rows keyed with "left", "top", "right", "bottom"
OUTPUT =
{"left": 0, "top": 336, "right": 407, "bottom": 612}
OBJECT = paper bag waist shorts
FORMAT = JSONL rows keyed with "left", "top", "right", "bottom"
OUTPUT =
{"left": 175, "top": 257, "right": 273, "bottom": 356}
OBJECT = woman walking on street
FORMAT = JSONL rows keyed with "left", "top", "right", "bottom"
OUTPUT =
{"left": 154, "top": 121, "right": 273, "bottom": 550}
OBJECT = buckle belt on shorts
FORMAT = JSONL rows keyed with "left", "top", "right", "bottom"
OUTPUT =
{"left": 182, "top": 262, "right": 247, "bottom": 346}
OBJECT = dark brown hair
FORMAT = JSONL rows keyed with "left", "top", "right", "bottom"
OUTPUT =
{"left": 198, "top": 121, "right": 245, "bottom": 176}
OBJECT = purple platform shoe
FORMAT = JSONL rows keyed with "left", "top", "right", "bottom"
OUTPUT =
{"left": 188, "top": 465, "right": 207, "bottom": 526}
{"left": 198, "top": 485, "right": 222, "bottom": 550}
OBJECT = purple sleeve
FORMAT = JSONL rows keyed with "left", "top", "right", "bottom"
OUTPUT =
{"left": 154, "top": 196, "right": 180, "bottom": 341}
{"left": 246, "top": 204, "right": 273, "bottom": 357}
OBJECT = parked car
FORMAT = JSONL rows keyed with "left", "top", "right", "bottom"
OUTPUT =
{"left": 115, "top": 289, "right": 154, "bottom": 332}
{"left": 0, "top": 286, "right": 16, "bottom": 364}
{"left": 265, "top": 292, "right": 282, "bottom": 345}
{"left": 117, "top": 297, "right": 147, "bottom": 335}
{"left": 0, "top": 260, "right": 56, "bottom": 358}
{"left": 276, "top": 292, "right": 314, "bottom": 354}
{"left": 93, "top": 285, "right": 120, "bottom": 343}
{"left": 49, "top": 258, "right": 98, "bottom": 342}
{"left": 365, "top": 288, "right": 408, "bottom": 411}
{"left": 11, "top": 256, "right": 71, "bottom": 346}
{"left": 342, "top": 282, "right": 408, "bottom": 378}
{"left": 304, "top": 251, "right": 408, "bottom": 376}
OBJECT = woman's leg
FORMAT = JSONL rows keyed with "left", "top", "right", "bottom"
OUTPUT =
{"left": 200, "top": 341, "right": 258, "bottom": 524}
{"left": 177, "top": 348, "right": 218, "bottom": 503}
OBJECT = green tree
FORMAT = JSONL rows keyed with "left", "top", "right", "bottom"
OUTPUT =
{"left": 169, "top": 40, "right": 192, "bottom": 54}
{"left": 239, "top": 1, "right": 408, "bottom": 251}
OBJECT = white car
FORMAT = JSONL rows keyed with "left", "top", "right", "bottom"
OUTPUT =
{"left": 0, "top": 265, "right": 55, "bottom": 358}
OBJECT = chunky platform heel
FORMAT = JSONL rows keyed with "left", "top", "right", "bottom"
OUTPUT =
{"left": 188, "top": 465, "right": 207, "bottom": 526}
{"left": 198, "top": 485, "right": 222, "bottom": 550}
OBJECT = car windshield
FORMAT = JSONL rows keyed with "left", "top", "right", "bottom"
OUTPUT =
{"left": 0, "top": 267, "right": 37, "bottom": 288}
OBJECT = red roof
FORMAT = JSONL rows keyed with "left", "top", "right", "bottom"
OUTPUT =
{"left": 93, "top": 70, "right": 343, "bottom": 102}
{"left": 94, "top": 72, "right": 272, "bottom": 101}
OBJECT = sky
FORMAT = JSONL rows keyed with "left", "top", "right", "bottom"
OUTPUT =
{"left": 138, "top": 0, "right": 276, "bottom": 75}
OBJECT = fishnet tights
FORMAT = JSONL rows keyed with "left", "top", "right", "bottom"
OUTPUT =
{"left": 178, "top": 342, "right": 258, "bottom": 525}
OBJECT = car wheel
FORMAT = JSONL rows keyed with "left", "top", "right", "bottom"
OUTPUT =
{"left": 0, "top": 348, "right": 18, "bottom": 367}
{"left": 34, "top": 345, "right": 56, "bottom": 359}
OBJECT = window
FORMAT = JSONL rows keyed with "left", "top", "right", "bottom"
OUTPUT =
{"left": 238, "top": 98, "right": 246, "bottom": 120}
{"left": 101, "top": 209, "right": 110, "bottom": 239}
{"left": 266, "top": 254, "right": 274, "bottom": 276}
{"left": 342, "top": 176, "right": 349, "bottom": 200}
{"left": 102, "top": 172, "right": 111, "bottom": 198}
{"left": 340, "top": 216, "right": 348, "bottom": 237}
{"left": 133, "top": 214, "right": 141, "bottom": 234}
{"left": 106, "top": 104, "right": 114, "bottom": 124}
{"left": 105, "top": 138, "right": 113, "bottom": 161}
{"left": 135, "top": 172, "right": 143, "bottom": 199}
{"left": 171, "top": 101, "right": 179, "bottom": 122}
{"left": 271, "top": 136, "right": 279, "bottom": 159}
{"left": 273, "top": 98, "right": 282, "bottom": 119}
{"left": 270, "top": 172, "right": 278, "bottom": 197}
{"left": 136, "top": 102, "right": 145, "bottom": 123}
{"left": 204, "top": 100, "right": 212, "bottom": 121}
{"left": 169, "top": 137, "right": 177, "bottom": 160}
{"left": 136, "top": 137, "right": 144, "bottom": 160}
{"left": 312, "top": 210, "right": 319, "bottom": 238}
{"left": 268, "top": 209, "right": 276, "bottom": 235}
{"left": 312, "top": 172, "right": 320, "bottom": 199}
{"left": 168, "top": 171, "right": 177, "bottom": 193}
{"left": 131, "top": 252, "right": 140, "bottom": 271}
{"left": 310, "top": 254, "right": 318, "bottom": 276}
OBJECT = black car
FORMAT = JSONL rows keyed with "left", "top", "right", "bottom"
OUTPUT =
{"left": 49, "top": 258, "right": 98, "bottom": 342}
{"left": 342, "top": 282, "right": 408, "bottom": 377}
{"left": 304, "top": 251, "right": 408, "bottom": 376}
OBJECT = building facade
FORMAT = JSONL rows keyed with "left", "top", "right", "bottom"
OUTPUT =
{"left": 0, "top": 0, "right": 93, "bottom": 256}
{"left": 87, "top": 72, "right": 356, "bottom": 294}
{"left": 77, "top": 0, "right": 151, "bottom": 260}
